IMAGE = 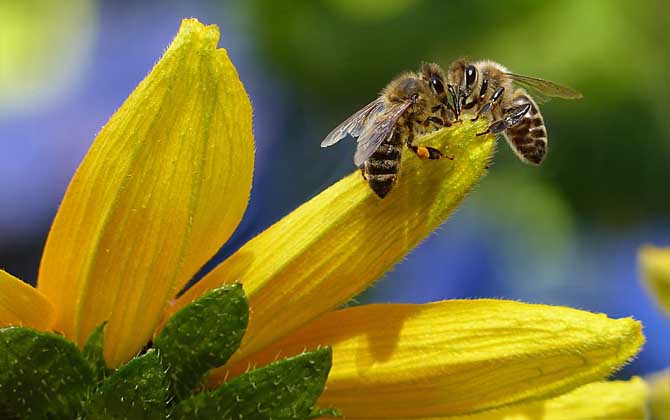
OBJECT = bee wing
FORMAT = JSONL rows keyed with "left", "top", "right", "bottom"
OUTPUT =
{"left": 320, "top": 97, "right": 386, "bottom": 148}
{"left": 353, "top": 100, "right": 413, "bottom": 167}
{"left": 506, "top": 73, "right": 583, "bottom": 100}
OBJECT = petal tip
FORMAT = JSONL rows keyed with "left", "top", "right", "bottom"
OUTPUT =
{"left": 605, "top": 316, "right": 645, "bottom": 376}
{"left": 177, "top": 18, "right": 220, "bottom": 50}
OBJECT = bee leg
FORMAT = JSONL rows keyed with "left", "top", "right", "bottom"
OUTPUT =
{"left": 409, "top": 144, "right": 446, "bottom": 160}
{"left": 360, "top": 166, "right": 368, "bottom": 180}
{"left": 471, "top": 86, "right": 505, "bottom": 122}
{"left": 427, "top": 116, "right": 448, "bottom": 127}
{"left": 444, "top": 107, "right": 461, "bottom": 125}
{"left": 476, "top": 103, "right": 531, "bottom": 136}
{"left": 439, "top": 105, "right": 462, "bottom": 126}
{"left": 444, "top": 102, "right": 458, "bottom": 123}
{"left": 405, "top": 122, "right": 451, "bottom": 160}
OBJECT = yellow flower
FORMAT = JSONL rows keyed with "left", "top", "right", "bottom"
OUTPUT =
{"left": 379, "top": 378, "right": 648, "bottom": 420}
{"left": 0, "top": 18, "right": 644, "bottom": 418}
{"left": 645, "top": 370, "right": 670, "bottom": 420}
{"left": 638, "top": 247, "right": 670, "bottom": 420}
{"left": 639, "top": 245, "right": 670, "bottom": 316}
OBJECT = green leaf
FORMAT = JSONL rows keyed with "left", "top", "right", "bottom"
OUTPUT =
{"left": 86, "top": 349, "right": 166, "bottom": 420}
{"left": 172, "top": 347, "right": 332, "bottom": 420}
{"left": 154, "top": 283, "right": 248, "bottom": 401}
{"left": 82, "top": 321, "right": 110, "bottom": 382}
{"left": 0, "top": 327, "right": 94, "bottom": 419}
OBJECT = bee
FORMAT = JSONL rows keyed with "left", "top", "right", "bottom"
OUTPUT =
{"left": 447, "top": 59, "right": 582, "bottom": 165}
{"left": 320, "top": 63, "right": 455, "bottom": 198}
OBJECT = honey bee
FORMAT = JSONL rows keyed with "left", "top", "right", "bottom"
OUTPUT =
{"left": 447, "top": 59, "right": 583, "bottom": 165}
{"left": 320, "top": 63, "right": 455, "bottom": 198}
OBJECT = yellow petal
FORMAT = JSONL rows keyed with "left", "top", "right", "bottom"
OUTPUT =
{"left": 646, "top": 370, "right": 669, "bottom": 420}
{"left": 37, "top": 18, "right": 253, "bottom": 367}
{"left": 639, "top": 245, "right": 670, "bottom": 315}
{"left": 340, "top": 378, "right": 648, "bottom": 420}
{"left": 0, "top": 270, "right": 55, "bottom": 330}
{"left": 170, "top": 119, "right": 494, "bottom": 365}
{"left": 217, "top": 299, "right": 643, "bottom": 418}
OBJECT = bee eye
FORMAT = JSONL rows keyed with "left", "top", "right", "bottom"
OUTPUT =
{"left": 465, "top": 65, "right": 477, "bottom": 88}
{"left": 430, "top": 76, "right": 445, "bottom": 94}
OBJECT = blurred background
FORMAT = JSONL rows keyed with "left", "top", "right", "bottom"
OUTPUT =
{"left": 1, "top": 0, "right": 668, "bottom": 380}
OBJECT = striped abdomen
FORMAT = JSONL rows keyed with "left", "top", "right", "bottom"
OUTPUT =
{"left": 503, "top": 91, "right": 548, "bottom": 165}
{"left": 364, "top": 129, "right": 403, "bottom": 198}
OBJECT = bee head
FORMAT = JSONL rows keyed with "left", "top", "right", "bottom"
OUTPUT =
{"left": 420, "top": 63, "right": 448, "bottom": 103}
{"left": 391, "top": 76, "right": 421, "bottom": 99}
{"left": 447, "top": 59, "right": 479, "bottom": 118}
{"left": 384, "top": 74, "right": 433, "bottom": 113}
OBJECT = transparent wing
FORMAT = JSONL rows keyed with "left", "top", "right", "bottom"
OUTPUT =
{"left": 513, "top": 85, "right": 552, "bottom": 105}
{"left": 320, "top": 97, "right": 386, "bottom": 147}
{"left": 507, "top": 73, "right": 583, "bottom": 100}
{"left": 353, "top": 100, "right": 412, "bottom": 166}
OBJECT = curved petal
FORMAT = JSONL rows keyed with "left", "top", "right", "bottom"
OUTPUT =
{"left": 646, "top": 370, "right": 669, "bottom": 420}
{"left": 170, "top": 120, "right": 496, "bottom": 364}
{"left": 215, "top": 300, "right": 643, "bottom": 418}
{"left": 0, "top": 270, "right": 54, "bottom": 330}
{"left": 639, "top": 245, "right": 670, "bottom": 315}
{"left": 37, "top": 18, "right": 254, "bottom": 367}
{"left": 336, "top": 378, "right": 648, "bottom": 420}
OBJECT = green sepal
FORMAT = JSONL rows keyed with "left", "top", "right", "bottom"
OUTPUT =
{"left": 82, "top": 321, "right": 111, "bottom": 382}
{"left": 0, "top": 326, "right": 94, "bottom": 419}
{"left": 154, "top": 283, "right": 248, "bottom": 401}
{"left": 310, "top": 407, "right": 343, "bottom": 418}
{"left": 172, "top": 347, "right": 332, "bottom": 420}
{"left": 85, "top": 349, "right": 166, "bottom": 420}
